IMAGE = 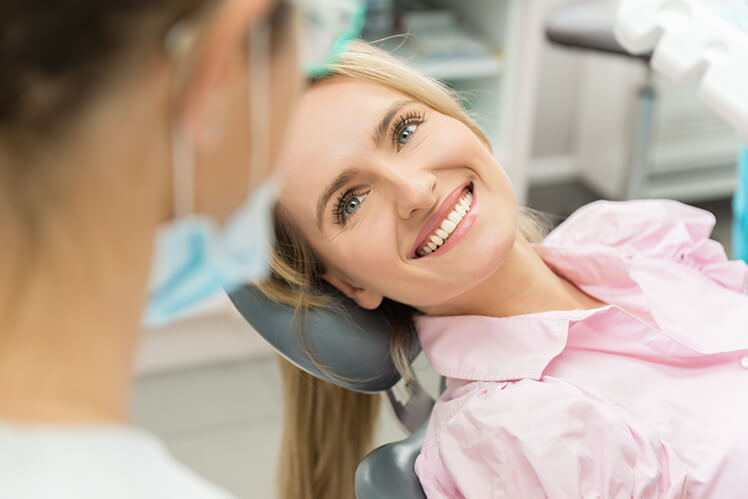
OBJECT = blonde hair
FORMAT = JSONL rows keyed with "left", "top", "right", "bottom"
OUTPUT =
{"left": 262, "top": 40, "right": 546, "bottom": 499}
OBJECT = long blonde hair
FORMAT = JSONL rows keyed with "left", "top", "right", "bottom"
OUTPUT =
{"left": 261, "top": 40, "right": 546, "bottom": 499}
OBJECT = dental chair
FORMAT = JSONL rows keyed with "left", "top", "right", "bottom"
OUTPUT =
{"left": 228, "top": 284, "right": 433, "bottom": 499}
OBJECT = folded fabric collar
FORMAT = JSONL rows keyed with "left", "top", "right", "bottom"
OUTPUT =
{"left": 415, "top": 243, "right": 627, "bottom": 382}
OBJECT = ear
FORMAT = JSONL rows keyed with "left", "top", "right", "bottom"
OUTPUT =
{"left": 176, "top": 0, "right": 272, "bottom": 137}
{"left": 322, "top": 272, "right": 384, "bottom": 310}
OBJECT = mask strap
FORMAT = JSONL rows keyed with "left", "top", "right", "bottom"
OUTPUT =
{"left": 165, "top": 17, "right": 198, "bottom": 219}
{"left": 171, "top": 127, "right": 195, "bottom": 218}
{"left": 248, "top": 19, "right": 272, "bottom": 192}
{"left": 168, "top": 13, "right": 273, "bottom": 222}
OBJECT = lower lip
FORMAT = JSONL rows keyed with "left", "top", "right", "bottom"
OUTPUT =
{"left": 418, "top": 186, "right": 479, "bottom": 260}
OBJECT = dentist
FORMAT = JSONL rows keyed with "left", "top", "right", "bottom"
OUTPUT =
{"left": 0, "top": 0, "right": 362, "bottom": 497}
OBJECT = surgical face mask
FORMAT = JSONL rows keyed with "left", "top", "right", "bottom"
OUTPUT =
{"left": 144, "top": 15, "right": 277, "bottom": 328}
{"left": 143, "top": 175, "right": 279, "bottom": 329}
{"left": 144, "top": 0, "right": 365, "bottom": 328}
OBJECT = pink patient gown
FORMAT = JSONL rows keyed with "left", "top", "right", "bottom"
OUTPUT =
{"left": 413, "top": 200, "right": 748, "bottom": 499}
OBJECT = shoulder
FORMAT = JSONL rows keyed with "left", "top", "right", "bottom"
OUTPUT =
{"left": 544, "top": 199, "right": 716, "bottom": 257}
{"left": 0, "top": 425, "right": 235, "bottom": 499}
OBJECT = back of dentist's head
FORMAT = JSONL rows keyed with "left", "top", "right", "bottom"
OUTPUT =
{"left": 0, "top": 1, "right": 199, "bottom": 135}
{"left": 260, "top": 40, "right": 547, "bottom": 499}
{"left": 0, "top": 0, "right": 299, "bottom": 328}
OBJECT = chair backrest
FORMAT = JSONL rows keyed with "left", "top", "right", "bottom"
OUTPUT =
{"left": 355, "top": 424, "right": 428, "bottom": 499}
{"left": 228, "top": 284, "right": 419, "bottom": 393}
{"left": 228, "top": 284, "right": 430, "bottom": 499}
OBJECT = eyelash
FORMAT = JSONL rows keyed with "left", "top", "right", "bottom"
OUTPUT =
{"left": 333, "top": 187, "right": 366, "bottom": 226}
{"left": 332, "top": 110, "right": 427, "bottom": 227}
{"left": 391, "top": 110, "right": 426, "bottom": 150}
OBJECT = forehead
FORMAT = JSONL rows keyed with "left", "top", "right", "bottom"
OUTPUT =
{"left": 287, "top": 77, "right": 410, "bottom": 154}
{"left": 277, "top": 78, "right": 410, "bottom": 223}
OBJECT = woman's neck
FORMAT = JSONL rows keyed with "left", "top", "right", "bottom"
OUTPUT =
{"left": 424, "top": 232, "right": 606, "bottom": 318}
{"left": 0, "top": 203, "right": 154, "bottom": 425}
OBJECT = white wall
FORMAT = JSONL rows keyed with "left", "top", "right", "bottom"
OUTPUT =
{"left": 527, "top": 0, "right": 587, "bottom": 183}
{"left": 531, "top": 36, "right": 582, "bottom": 157}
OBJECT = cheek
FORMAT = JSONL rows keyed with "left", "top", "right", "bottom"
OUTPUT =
{"left": 405, "top": 198, "right": 517, "bottom": 309}
{"left": 333, "top": 216, "right": 397, "bottom": 285}
{"left": 466, "top": 181, "right": 517, "bottom": 271}
{"left": 424, "top": 121, "right": 483, "bottom": 166}
{"left": 473, "top": 201, "right": 517, "bottom": 271}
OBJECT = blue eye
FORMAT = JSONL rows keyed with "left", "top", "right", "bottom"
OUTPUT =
{"left": 391, "top": 111, "right": 425, "bottom": 151}
{"left": 345, "top": 194, "right": 365, "bottom": 215}
{"left": 398, "top": 124, "right": 418, "bottom": 146}
{"left": 334, "top": 190, "right": 368, "bottom": 225}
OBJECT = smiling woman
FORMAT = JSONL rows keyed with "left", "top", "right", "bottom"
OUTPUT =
{"left": 264, "top": 38, "right": 748, "bottom": 499}
{"left": 258, "top": 40, "right": 545, "bottom": 499}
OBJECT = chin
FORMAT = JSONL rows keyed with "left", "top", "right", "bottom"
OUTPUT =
{"left": 419, "top": 224, "right": 516, "bottom": 309}
{"left": 463, "top": 227, "right": 515, "bottom": 284}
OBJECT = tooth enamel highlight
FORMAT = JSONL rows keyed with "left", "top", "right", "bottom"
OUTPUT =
{"left": 441, "top": 220, "right": 456, "bottom": 233}
{"left": 417, "top": 186, "right": 474, "bottom": 257}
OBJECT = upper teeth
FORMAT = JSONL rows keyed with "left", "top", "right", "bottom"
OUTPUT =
{"left": 418, "top": 190, "right": 473, "bottom": 257}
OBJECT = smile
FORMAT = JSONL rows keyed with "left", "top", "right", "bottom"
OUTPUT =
{"left": 412, "top": 182, "right": 475, "bottom": 258}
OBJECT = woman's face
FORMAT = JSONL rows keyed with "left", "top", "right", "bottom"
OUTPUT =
{"left": 278, "top": 78, "right": 518, "bottom": 313}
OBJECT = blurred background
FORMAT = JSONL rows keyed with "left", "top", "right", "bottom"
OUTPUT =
{"left": 132, "top": 0, "right": 741, "bottom": 497}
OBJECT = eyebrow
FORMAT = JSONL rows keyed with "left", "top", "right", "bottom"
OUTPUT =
{"left": 316, "top": 168, "right": 360, "bottom": 230}
{"left": 372, "top": 99, "right": 415, "bottom": 146}
{"left": 315, "top": 99, "right": 416, "bottom": 231}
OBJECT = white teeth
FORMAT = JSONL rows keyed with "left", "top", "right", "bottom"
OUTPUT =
{"left": 417, "top": 186, "right": 474, "bottom": 257}
{"left": 441, "top": 219, "right": 457, "bottom": 233}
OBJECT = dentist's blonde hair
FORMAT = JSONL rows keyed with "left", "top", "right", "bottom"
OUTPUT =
{"left": 262, "top": 40, "right": 546, "bottom": 499}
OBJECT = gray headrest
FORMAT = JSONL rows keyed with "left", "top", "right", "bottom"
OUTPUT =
{"left": 228, "top": 284, "right": 419, "bottom": 393}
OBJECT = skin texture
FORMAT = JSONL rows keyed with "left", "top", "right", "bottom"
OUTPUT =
{"left": 0, "top": 0, "right": 300, "bottom": 423}
{"left": 278, "top": 78, "right": 606, "bottom": 318}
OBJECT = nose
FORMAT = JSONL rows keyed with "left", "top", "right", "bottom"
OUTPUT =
{"left": 391, "top": 169, "right": 438, "bottom": 219}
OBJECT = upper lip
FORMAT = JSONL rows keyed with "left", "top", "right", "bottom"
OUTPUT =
{"left": 409, "top": 181, "right": 472, "bottom": 258}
